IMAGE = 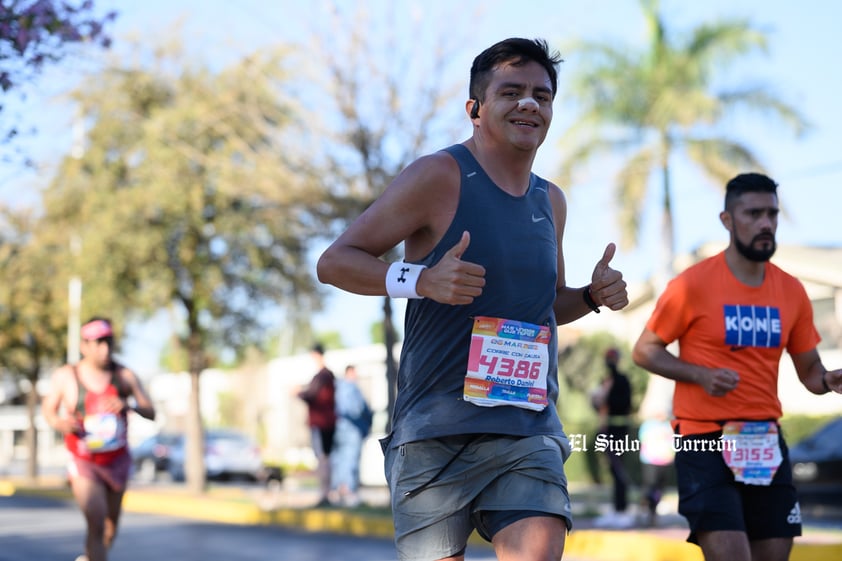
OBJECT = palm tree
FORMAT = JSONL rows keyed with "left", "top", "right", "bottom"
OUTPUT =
{"left": 557, "top": 0, "right": 809, "bottom": 286}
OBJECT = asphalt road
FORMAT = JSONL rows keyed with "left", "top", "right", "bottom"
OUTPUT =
{"left": 0, "top": 494, "right": 502, "bottom": 561}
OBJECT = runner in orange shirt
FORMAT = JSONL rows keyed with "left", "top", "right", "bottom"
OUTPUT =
{"left": 633, "top": 173, "right": 840, "bottom": 561}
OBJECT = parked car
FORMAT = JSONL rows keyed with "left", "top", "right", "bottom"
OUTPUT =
{"left": 789, "top": 416, "right": 842, "bottom": 506}
{"left": 167, "top": 429, "right": 281, "bottom": 484}
{"left": 130, "top": 432, "right": 182, "bottom": 482}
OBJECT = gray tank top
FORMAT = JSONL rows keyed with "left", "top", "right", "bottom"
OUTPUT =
{"left": 388, "top": 144, "right": 565, "bottom": 449}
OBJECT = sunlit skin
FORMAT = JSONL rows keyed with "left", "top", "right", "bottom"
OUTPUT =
{"left": 467, "top": 60, "right": 554, "bottom": 161}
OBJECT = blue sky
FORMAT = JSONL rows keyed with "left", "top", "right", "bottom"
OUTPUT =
{"left": 3, "top": 1, "right": 841, "bottom": 371}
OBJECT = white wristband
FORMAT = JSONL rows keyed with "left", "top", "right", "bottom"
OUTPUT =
{"left": 385, "top": 261, "right": 427, "bottom": 299}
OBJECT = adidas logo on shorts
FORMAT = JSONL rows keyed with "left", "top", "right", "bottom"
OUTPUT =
{"left": 787, "top": 502, "right": 802, "bottom": 525}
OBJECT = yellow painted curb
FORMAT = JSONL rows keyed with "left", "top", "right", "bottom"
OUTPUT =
{"left": 563, "top": 529, "right": 842, "bottom": 561}
{"left": 3, "top": 483, "right": 72, "bottom": 501}
{"left": 791, "top": 542, "right": 842, "bottom": 561}
{"left": 565, "top": 530, "right": 703, "bottom": 561}
{"left": 123, "top": 491, "right": 263, "bottom": 525}
{"left": 123, "top": 490, "right": 397, "bottom": 539}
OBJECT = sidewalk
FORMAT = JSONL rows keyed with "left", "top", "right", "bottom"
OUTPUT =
{"left": 2, "top": 474, "right": 841, "bottom": 561}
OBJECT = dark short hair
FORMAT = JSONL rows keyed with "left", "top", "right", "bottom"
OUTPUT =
{"left": 469, "top": 38, "right": 563, "bottom": 103}
{"left": 311, "top": 343, "right": 325, "bottom": 355}
{"left": 725, "top": 173, "right": 778, "bottom": 210}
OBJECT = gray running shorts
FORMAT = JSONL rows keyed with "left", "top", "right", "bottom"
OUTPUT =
{"left": 384, "top": 433, "right": 572, "bottom": 561}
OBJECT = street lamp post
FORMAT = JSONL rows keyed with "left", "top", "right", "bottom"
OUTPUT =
{"left": 67, "top": 275, "right": 81, "bottom": 364}
{"left": 67, "top": 233, "right": 82, "bottom": 364}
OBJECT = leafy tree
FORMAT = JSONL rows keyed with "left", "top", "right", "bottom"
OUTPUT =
{"left": 306, "top": 2, "right": 471, "bottom": 428}
{"left": 40, "top": 42, "right": 323, "bottom": 493}
{"left": 1, "top": 1, "right": 116, "bottom": 146}
{"left": 557, "top": 0, "right": 808, "bottom": 284}
{"left": 0, "top": 205, "right": 68, "bottom": 480}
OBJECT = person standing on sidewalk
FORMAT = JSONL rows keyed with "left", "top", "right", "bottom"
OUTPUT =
{"left": 331, "top": 364, "right": 372, "bottom": 507}
{"left": 633, "top": 172, "right": 842, "bottom": 561}
{"left": 41, "top": 317, "right": 156, "bottom": 561}
{"left": 318, "top": 37, "right": 629, "bottom": 561}
{"left": 295, "top": 343, "right": 337, "bottom": 507}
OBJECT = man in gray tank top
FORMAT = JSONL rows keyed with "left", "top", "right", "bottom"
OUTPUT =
{"left": 318, "top": 37, "right": 629, "bottom": 561}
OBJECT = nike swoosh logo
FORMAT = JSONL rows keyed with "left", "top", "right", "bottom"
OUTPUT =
{"left": 531, "top": 214, "right": 546, "bottom": 223}
{"left": 729, "top": 346, "right": 747, "bottom": 352}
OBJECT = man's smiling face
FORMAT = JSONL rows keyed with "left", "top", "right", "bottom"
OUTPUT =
{"left": 479, "top": 60, "right": 554, "bottom": 151}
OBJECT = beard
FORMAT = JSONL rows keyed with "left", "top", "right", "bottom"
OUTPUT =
{"left": 735, "top": 233, "right": 777, "bottom": 262}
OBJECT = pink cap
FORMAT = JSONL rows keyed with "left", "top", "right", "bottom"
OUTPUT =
{"left": 80, "top": 319, "right": 113, "bottom": 340}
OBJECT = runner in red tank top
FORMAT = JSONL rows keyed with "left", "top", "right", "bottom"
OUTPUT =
{"left": 42, "top": 317, "right": 155, "bottom": 561}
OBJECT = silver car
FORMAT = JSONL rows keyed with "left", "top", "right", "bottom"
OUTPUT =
{"left": 167, "top": 429, "right": 266, "bottom": 482}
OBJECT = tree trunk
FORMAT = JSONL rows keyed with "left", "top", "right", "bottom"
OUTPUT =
{"left": 25, "top": 373, "right": 39, "bottom": 482}
{"left": 656, "top": 142, "right": 676, "bottom": 292}
{"left": 185, "top": 368, "right": 206, "bottom": 493}
{"left": 382, "top": 296, "right": 398, "bottom": 433}
{"left": 185, "top": 333, "right": 206, "bottom": 494}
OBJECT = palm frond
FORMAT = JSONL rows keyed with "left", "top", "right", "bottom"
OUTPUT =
{"left": 615, "top": 148, "right": 657, "bottom": 249}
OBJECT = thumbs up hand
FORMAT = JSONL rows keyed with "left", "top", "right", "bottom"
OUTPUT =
{"left": 589, "top": 243, "right": 628, "bottom": 311}
{"left": 418, "top": 231, "right": 486, "bottom": 304}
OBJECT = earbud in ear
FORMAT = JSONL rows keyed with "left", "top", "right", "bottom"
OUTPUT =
{"left": 470, "top": 99, "right": 480, "bottom": 119}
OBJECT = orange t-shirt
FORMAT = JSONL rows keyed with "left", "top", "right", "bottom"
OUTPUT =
{"left": 646, "top": 252, "right": 820, "bottom": 435}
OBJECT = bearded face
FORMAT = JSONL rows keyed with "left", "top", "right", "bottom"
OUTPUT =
{"left": 723, "top": 192, "right": 779, "bottom": 263}
{"left": 734, "top": 230, "right": 777, "bottom": 262}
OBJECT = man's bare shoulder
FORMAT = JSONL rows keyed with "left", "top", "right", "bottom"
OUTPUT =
{"left": 382, "top": 150, "right": 461, "bottom": 218}
{"left": 398, "top": 150, "right": 460, "bottom": 189}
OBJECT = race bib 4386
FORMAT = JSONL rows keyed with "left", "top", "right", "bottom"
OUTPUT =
{"left": 463, "top": 316, "right": 551, "bottom": 411}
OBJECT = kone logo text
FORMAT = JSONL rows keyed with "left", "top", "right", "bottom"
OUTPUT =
{"left": 724, "top": 305, "right": 781, "bottom": 348}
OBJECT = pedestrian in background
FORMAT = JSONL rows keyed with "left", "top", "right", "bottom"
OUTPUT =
{"left": 295, "top": 343, "right": 336, "bottom": 507}
{"left": 331, "top": 364, "right": 372, "bottom": 507}
{"left": 41, "top": 317, "right": 156, "bottom": 561}
{"left": 591, "top": 347, "right": 634, "bottom": 528}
